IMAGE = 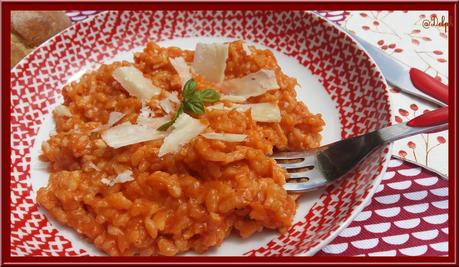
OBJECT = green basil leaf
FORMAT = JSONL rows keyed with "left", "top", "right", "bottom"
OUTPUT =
{"left": 157, "top": 83, "right": 219, "bottom": 130}
{"left": 157, "top": 104, "right": 184, "bottom": 131}
{"left": 198, "top": 89, "right": 220, "bottom": 103}
{"left": 157, "top": 120, "right": 175, "bottom": 131}
{"left": 176, "top": 103, "right": 184, "bottom": 117}
{"left": 183, "top": 79, "right": 197, "bottom": 99}
{"left": 184, "top": 100, "right": 205, "bottom": 115}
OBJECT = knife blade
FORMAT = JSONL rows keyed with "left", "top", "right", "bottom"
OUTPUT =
{"left": 350, "top": 34, "right": 448, "bottom": 107}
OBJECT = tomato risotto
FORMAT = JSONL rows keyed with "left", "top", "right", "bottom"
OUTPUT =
{"left": 37, "top": 40, "right": 325, "bottom": 256}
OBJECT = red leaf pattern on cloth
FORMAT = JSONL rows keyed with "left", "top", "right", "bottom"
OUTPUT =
{"left": 399, "top": 108, "right": 409, "bottom": 117}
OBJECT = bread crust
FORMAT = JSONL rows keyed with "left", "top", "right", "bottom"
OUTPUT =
{"left": 11, "top": 33, "right": 31, "bottom": 66}
{"left": 11, "top": 11, "right": 71, "bottom": 47}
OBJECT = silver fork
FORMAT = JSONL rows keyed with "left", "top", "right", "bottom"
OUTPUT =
{"left": 272, "top": 107, "right": 448, "bottom": 193}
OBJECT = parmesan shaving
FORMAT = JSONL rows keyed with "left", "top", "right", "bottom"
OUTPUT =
{"left": 201, "top": 132, "right": 247, "bottom": 142}
{"left": 207, "top": 102, "right": 281, "bottom": 122}
{"left": 112, "top": 66, "right": 161, "bottom": 100}
{"left": 234, "top": 103, "right": 281, "bottom": 122}
{"left": 107, "top": 112, "right": 125, "bottom": 126}
{"left": 159, "top": 99, "right": 174, "bottom": 114}
{"left": 159, "top": 92, "right": 180, "bottom": 114}
{"left": 137, "top": 116, "right": 169, "bottom": 129}
{"left": 221, "top": 69, "right": 279, "bottom": 98}
{"left": 169, "top": 57, "right": 192, "bottom": 87}
{"left": 90, "top": 125, "right": 104, "bottom": 133}
{"left": 101, "top": 122, "right": 165, "bottom": 149}
{"left": 158, "top": 113, "right": 207, "bottom": 157}
{"left": 91, "top": 112, "right": 125, "bottom": 133}
{"left": 220, "top": 95, "right": 247, "bottom": 102}
{"left": 54, "top": 105, "right": 72, "bottom": 117}
{"left": 206, "top": 103, "right": 232, "bottom": 111}
{"left": 167, "top": 91, "right": 180, "bottom": 103}
{"left": 192, "top": 43, "right": 229, "bottom": 83}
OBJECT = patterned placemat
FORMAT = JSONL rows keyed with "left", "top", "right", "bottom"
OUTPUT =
{"left": 317, "top": 157, "right": 448, "bottom": 256}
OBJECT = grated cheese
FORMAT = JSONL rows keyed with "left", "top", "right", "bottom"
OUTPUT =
{"left": 192, "top": 43, "right": 229, "bottom": 83}
{"left": 158, "top": 113, "right": 207, "bottom": 157}
{"left": 139, "top": 101, "right": 154, "bottom": 118}
{"left": 88, "top": 161, "right": 100, "bottom": 171}
{"left": 100, "top": 170, "right": 134, "bottom": 187}
{"left": 100, "top": 177, "right": 114, "bottom": 186}
{"left": 242, "top": 43, "right": 252, "bottom": 55}
{"left": 114, "top": 170, "right": 134, "bottom": 183}
{"left": 112, "top": 66, "right": 161, "bottom": 100}
{"left": 54, "top": 105, "right": 72, "bottom": 117}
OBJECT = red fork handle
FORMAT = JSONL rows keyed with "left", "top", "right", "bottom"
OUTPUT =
{"left": 407, "top": 107, "right": 448, "bottom": 128}
{"left": 409, "top": 68, "right": 448, "bottom": 104}
{"left": 380, "top": 107, "right": 447, "bottom": 143}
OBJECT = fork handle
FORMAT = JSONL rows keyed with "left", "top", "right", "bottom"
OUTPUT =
{"left": 407, "top": 106, "right": 448, "bottom": 127}
{"left": 378, "top": 107, "right": 448, "bottom": 143}
{"left": 410, "top": 68, "right": 448, "bottom": 105}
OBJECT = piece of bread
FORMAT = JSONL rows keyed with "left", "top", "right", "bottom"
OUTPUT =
{"left": 10, "top": 11, "right": 71, "bottom": 67}
{"left": 11, "top": 33, "right": 31, "bottom": 67}
{"left": 11, "top": 11, "right": 71, "bottom": 47}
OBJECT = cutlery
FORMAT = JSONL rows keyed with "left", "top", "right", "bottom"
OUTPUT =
{"left": 273, "top": 107, "right": 448, "bottom": 192}
{"left": 350, "top": 34, "right": 448, "bottom": 107}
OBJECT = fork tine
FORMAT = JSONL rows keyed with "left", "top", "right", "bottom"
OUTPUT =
{"left": 286, "top": 168, "right": 325, "bottom": 180}
{"left": 270, "top": 151, "right": 307, "bottom": 160}
{"left": 283, "top": 181, "right": 326, "bottom": 192}
{"left": 286, "top": 171, "right": 312, "bottom": 179}
{"left": 275, "top": 154, "right": 317, "bottom": 169}
{"left": 284, "top": 169, "right": 328, "bottom": 192}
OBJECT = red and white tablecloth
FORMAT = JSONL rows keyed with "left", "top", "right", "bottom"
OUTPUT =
{"left": 65, "top": 10, "right": 449, "bottom": 257}
{"left": 317, "top": 158, "right": 448, "bottom": 256}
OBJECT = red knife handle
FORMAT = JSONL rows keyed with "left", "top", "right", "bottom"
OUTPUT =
{"left": 409, "top": 68, "right": 448, "bottom": 104}
{"left": 407, "top": 107, "right": 448, "bottom": 128}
